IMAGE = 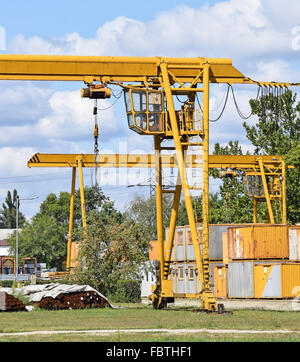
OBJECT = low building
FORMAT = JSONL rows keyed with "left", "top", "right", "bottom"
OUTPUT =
{"left": 0, "top": 229, "right": 15, "bottom": 257}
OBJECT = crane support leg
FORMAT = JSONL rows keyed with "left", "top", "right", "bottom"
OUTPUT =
{"left": 163, "top": 172, "right": 182, "bottom": 280}
{"left": 258, "top": 158, "right": 275, "bottom": 224}
{"left": 201, "top": 62, "right": 216, "bottom": 310}
{"left": 66, "top": 167, "right": 76, "bottom": 271}
{"left": 77, "top": 157, "right": 87, "bottom": 229}
{"left": 160, "top": 60, "right": 217, "bottom": 311}
{"left": 154, "top": 136, "right": 165, "bottom": 285}
{"left": 282, "top": 160, "right": 287, "bottom": 224}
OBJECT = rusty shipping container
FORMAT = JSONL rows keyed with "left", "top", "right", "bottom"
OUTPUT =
{"left": 227, "top": 224, "right": 290, "bottom": 260}
{"left": 184, "top": 224, "right": 247, "bottom": 261}
{"left": 254, "top": 262, "right": 300, "bottom": 298}
{"left": 227, "top": 260, "right": 300, "bottom": 299}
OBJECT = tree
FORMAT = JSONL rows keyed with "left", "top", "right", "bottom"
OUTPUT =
{"left": 285, "top": 142, "right": 300, "bottom": 169}
{"left": 124, "top": 193, "right": 173, "bottom": 241}
{"left": 7, "top": 186, "right": 122, "bottom": 270}
{"left": 8, "top": 215, "right": 66, "bottom": 270}
{"left": 0, "top": 189, "right": 25, "bottom": 228}
{"left": 210, "top": 141, "right": 256, "bottom": 223}
{"left": 71, "top": 213, "right": 149, "bottom": 297}
{"left": 244, "top": 89, "right": 300, "bottom": 223}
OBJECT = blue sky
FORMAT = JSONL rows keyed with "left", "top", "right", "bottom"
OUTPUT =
{"left": 1, "top": 1, "right": 219, "bottom": 40}
{"left": 0, "top": 0, "right": 299, "bottom": 218}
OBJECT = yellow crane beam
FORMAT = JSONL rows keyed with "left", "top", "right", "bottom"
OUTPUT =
{"left": 0, "top": 54, "right": 294, "bottom": 87}
{"left": 0, "top": 55, "right": 246, "bottom": 83}
{"left": 27, "top": 153, "right": 287, "bottom": 169}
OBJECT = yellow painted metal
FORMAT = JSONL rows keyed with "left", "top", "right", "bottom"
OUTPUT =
{"left": 254, "top": 262, "right": 300, "bottom": 298}
{"left": 254, "top": 263, "right": 274, "bottom": 298}
{"left": 163, "top": 172, "right": 183, "bottom": 280}
{"left": 282, "top": 160, "right": 287, "bottom": 224}
{"left": 257, "top": 157, "right": 275, "bottom": 224}
{"left": 161, "top": 279, "right": 174, "bottom": 298}
{"left": 202, "top": 62, "right": 210, "bottom": 294}
{"left": 213, "top": 266, "right": 227, "bottom": 299}
{"left": 28, "top": 153, "right": 289, "bottom": 169}
{"left": 66, "top": 167, "right": 76, "bottom": 271}
{"left": 77, "top": 157, "right": 87, "bottom": 230}
{"left": 160, "top": 60, "right": 216, "bottom": 309}
{"left": 281, "top": 263, "right": 300, "bottom": 298}
{"left": 154, "top": 136, "right": 165, "bottom": 287}
{"left": 253, "top": 198, "right": 257, "bottom": 224}
{"left": 0, "top": 55, "right": 251, "bottom": 84}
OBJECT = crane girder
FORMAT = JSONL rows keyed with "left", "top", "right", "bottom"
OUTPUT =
{"left": 0, "top": 54, "right": 290, "bottom": 86}
{"left": 28, "top": 153, "right": 287, "bottom": 169}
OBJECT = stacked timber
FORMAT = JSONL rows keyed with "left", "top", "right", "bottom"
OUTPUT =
{"left": 0, "top": 283, "right": 113, "bottom": 311}
{"left": 0, "top": 291, "right": 26, "bottom": 312}
{"left": 33, "top": 291, "right": 110, "bottom": 310}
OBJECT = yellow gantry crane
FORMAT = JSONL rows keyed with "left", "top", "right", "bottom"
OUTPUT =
{"left": 0, "top": 54, "right": 298, "bottom": 311}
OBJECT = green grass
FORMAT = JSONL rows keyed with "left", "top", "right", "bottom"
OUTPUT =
{"left": 0, "top": 304, "right": 299, "bottom": 342}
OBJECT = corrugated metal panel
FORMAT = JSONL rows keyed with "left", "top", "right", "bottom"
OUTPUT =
{"left": 289, "top": 227, "right": 300, "bottom": 261}
{"left": 253, "top": 225, "right": 288, "bottom": 259}
{"left": 228, "top": 261, "right": 254, "bottom": 298}
{"left": 209, "top": 225, "right": 229, "bottom": 260}
{"left": 281, "top": 263, "right": 300, "bottom": 298}
{"left": 228, "top": 225, "right": 289, "bottom": 260}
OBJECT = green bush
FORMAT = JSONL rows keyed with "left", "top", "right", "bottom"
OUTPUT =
{"left": 0, "top": 280, "right": 14, "bottom": 288}
{"left": 109, "top": 280, "right": 141, "bottom": 303}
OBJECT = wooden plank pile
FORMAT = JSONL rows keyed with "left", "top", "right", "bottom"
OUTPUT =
{"left": 0, "top": 291, "right": 26, "bottom": 312}
{"left": 32, "top": 291, "right": 110, "bottom": 310}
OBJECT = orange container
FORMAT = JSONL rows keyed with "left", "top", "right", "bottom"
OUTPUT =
{"left": 213, "top": 265, "right": 227, "bottom": 298}
{"left": 149, "top": 240, "right": 159, "bottom": 261}
{"left": 254, "top": 262, "right": 300, "bottom": 298}
{"left": 227, "top": 225, "right": 289, "bottom": 260}
{"left": 70, "top": 241, "right": 80, "bottom": 269}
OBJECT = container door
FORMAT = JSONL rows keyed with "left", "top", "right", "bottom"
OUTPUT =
{"left": 176, "top": 264, "right": 185, "bottom": 295}
{"left": 254, "top": 264, "right": 281, "bottom": 298}
{"left": 214, "top": 266, "right": 227, "bottom": 298}
{"left": 186, "top": 264, "right": 196, "bottom": 295}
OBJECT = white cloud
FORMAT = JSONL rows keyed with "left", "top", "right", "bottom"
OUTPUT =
{"left": 0, "top": 88, "right": 121, "bottom": 149}
{"left": 0, "top": 146, "right": 36, "bottom": 176}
